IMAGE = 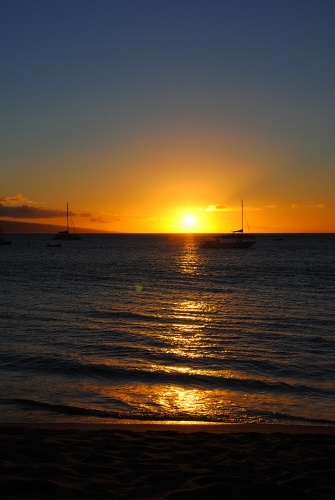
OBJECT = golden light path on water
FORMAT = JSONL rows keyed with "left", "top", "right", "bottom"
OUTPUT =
{"left": 124, "top": 236, "right": 247, "bottom": 421}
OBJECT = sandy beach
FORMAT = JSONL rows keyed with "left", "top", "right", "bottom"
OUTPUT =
{"left": 0, "top": 423, "right": 334, "bottom": 499}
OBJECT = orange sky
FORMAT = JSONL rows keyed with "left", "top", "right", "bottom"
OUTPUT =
{"left": 1, "top": 1, "right": 335, "bottom": 233}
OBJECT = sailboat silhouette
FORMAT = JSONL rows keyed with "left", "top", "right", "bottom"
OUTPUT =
{"left": 200, "top": 200, "right": 255, "bottom": 249}
{"left": 54, "top": 202, "right": 81, "bottom": 240}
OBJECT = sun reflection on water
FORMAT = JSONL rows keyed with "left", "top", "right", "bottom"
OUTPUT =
{"left": 155, "top": 386, "right": 208, "bottom": 414}
{"left": 111, "top": 382, "right": 271, "bottom": 422}
{"left": 175, "top": 236, "right": 202, "bottom": 275}
{"left": 165, "top": 298, "right": 217, "bottom": 359}
{"left": 94, "top": 382, "right": 238, "bottom": 421}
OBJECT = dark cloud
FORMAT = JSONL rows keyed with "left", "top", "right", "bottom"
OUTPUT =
{"left": 0, "top": 204, "right": 65, "bottom": 219}
{"left": 0, "top": 195, "right": 92, "bottom": 221}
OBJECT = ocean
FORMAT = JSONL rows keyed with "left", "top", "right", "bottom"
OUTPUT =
{"left": 1, "top": 233, "right": 334, "bottom": 426}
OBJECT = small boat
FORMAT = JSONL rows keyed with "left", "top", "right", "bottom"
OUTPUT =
{"left": 46, "top": 243, "right": 62, "bottom": 247}
{"left": 0, "top": 228, "right": 12, "bottom": 246}
{"left": 200, "top": 200, "right": 256, "bottom": 249}
{"left": 54, "top": 202, "right": 81, "bottom": 240}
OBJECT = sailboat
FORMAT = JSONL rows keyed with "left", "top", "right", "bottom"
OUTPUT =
{"left": 200, "top": 200, "right": 256, "bottom": 249}
{"left": 54, "top": 202, "right": 81, "bottom": 240}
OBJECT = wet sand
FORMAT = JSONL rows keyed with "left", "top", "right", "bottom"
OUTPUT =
{"left": 1, "top": 423, "right": 334, "bottom": 499}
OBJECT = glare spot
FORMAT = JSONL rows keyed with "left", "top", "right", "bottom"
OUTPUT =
{"left": 183, "top": 214, "right": 196, "bottom": 227}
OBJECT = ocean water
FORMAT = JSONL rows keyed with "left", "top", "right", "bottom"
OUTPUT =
{"left": 1, "top": 233, "right": 334, "bottom": 426}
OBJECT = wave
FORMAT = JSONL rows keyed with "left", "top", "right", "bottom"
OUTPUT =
{"left": 2, "top": 353, "right": 335, "bottom": 400}
{"left": 1, "top": 398, "right": 334, "bottom": 426}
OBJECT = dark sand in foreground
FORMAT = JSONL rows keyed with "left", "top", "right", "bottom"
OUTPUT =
{"left": 1, "top": 423, "right": 334, "bottom": 499}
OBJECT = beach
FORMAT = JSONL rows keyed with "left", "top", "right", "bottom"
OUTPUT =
{"left": 1, "top": 424, "right": 334, "bottom": 499}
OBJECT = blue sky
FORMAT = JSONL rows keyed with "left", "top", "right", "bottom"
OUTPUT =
{"left": 1, "top": 0, "right": 335, "bottom": 232}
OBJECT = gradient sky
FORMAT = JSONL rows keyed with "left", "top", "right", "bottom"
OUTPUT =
{"left": 1, "top": 0, "right": 335, "bottom": 233}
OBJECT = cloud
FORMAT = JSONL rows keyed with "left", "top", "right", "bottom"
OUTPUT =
{"left": 0, "top": 194, "right": 37, "bottom": 207}
{"left": 0, "top": 193, "right": 86, "bottom": 219}
{"left": 0, "top": 204, "right": 64, "bottom": 219}
{"left": 291, "top": 203, "right": 325, "bottom": 209}
{"left": 89, "top": 213, "right": 159, "bottom": 224}
{"left": 204, "top": 205, "right": 229, "bottom": 212}
{"left": 89, "top": 215, "right": 122, "bottom": 224}
{"left": 202, "top": 204, "right": 257, "bottom": 213}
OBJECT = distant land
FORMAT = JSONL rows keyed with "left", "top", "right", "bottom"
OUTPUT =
{"left": 0, "top": 219, "right": 114, "bottom": 234}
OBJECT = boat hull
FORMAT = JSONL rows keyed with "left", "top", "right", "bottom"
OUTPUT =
{"left": 54, "top": 233, "right": 81, "bottom": 240}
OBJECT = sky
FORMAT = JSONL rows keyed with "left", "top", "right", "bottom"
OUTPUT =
{"left": 1, "top": 0, "right": 335, "bottom": 233}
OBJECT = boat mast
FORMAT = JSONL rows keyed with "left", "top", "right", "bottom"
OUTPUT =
{"left": 241, "top": 199, "right": 244, "bottom": 233}
{"left": 66, "top": 202, "right": 69, "bottom": 232}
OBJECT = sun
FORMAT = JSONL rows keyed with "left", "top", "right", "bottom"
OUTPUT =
{"left": 183, "top": 214, "right": 196, "bottom": 228}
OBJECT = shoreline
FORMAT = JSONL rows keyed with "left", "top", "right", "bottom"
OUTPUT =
{"left": 1, "top": 421, "right": 335, "bottom": 434}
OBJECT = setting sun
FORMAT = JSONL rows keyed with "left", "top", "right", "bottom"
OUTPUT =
{"left": 183, "top": 214, "right": 196, "bottom": 228}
